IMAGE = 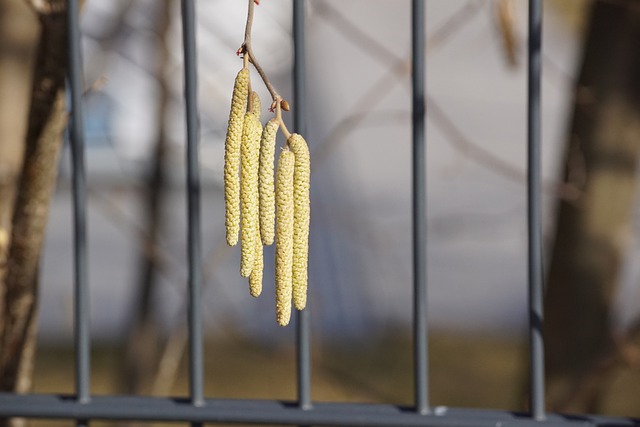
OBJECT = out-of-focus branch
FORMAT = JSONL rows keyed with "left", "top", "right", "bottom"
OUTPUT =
{"left": 0, "top": 2, "right": 68, "bottom": 426}
{"left": 149, "top": 235, "right": 236, "bottom": 396}
{"left": 495, "top": 0, "right": 519, "bottom": 67}
{"left": 24, "top": 0, "right": 65, "bottom": 15}
{"left": 314, "top": 1, "right": 579, "bottom": 201}
{"left": 544, "top": 0, "right": 640, "bottom": 412}
{"left": 120, "top": 0, "right": 172, "bottom": 398}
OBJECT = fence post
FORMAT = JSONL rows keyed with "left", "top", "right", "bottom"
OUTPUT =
{"left": 527, "top": 0, "right": 545, "bottom": 420}
{"left": 412, "top": 0, "right": 429, "bottom": 416}
{"left": 180, "top": 1, "right": 205, "bottom": 422}
{"left": 293, "top": 0, "right": 312, "bottom": 412}
{"left": 67, "top": 1, "right": 91, "bottom": 425}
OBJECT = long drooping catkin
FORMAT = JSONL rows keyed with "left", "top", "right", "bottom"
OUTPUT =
{"left": 275, "top": 149, "right": 295, "bottom": 326}
{"left": 249, "top": 91, "right": 261, "bottom": 119}
{"left": 247, "top": 91, "right": 264, "bottom": 296}
{"left": 249, "top": 229, "right": 263, "bottom": 297}
{"left": 259, "top": 119, "right": 278, "bottom": 245}
{"left": 288, "top": 134, "right": 311, "bottom": 310}
{"left": 224, "top": 68, "right": 249, "bottom": 246}
{"left": 240, "top": 113, "right": 262, "bottom": 277}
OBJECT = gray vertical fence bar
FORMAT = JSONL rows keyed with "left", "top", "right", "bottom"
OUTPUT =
{"left": 527, "top": 0, "right": 545, "bottom": 421}
{"left": 67, "top": 1, "right": 91, "bottom": 425}
{"left": 293, "top": 0, "right": 312, "bottom": 412}
{"left": 411, "top": 0, "right": 429, "bottom": 416}
{"left": 181, "top": 0, "right": 205, "bottom": 416}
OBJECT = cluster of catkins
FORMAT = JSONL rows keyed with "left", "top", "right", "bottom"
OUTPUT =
{"left": 224, "top": 66, "right": 310, "bottom": 327}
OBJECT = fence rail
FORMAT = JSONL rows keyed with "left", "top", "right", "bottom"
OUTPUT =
{"left": 2, "top": 0, "right": 639, "bottom": 425}
{"left": 0, "top": 395, "right": 638, "bottom": 427}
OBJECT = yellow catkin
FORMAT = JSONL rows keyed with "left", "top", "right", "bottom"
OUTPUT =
{"left": 224, "top": 68, "right": 249, "bottom": 246}
{"left": 240, "top": 113, "right": 262, "bottom": 277}
{"left": 249, "top": 227, "right": 263, "bottom": 297}
{"left": 249, "top": 91, "right": 261, "bottom": 120}
{"left": 275, "top": 149, "right": 295, "bottom": 326}
{"left": 288, "top": 134, "right": 311, "bottom": 311}
{"left": 259, "top": 119, "right": 278, "bottom": 245}
{"left": 247, "top": 92, "right": 264, "bottom": 295}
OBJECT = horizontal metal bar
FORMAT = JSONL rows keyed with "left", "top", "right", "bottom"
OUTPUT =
{"left": 0, "top": 394, "right": 637, "bottom": 427}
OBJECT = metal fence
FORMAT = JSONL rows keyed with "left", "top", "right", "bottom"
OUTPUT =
{"left": 0, "top": 0, "right": 638, "bottom": 426}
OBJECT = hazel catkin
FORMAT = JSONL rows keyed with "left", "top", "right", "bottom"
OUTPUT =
{"left": 240, "top": 113, "right": 262, "bottom": 277}
{"left": 288, "top": 134, "right": 311, "bottom": 311}
{"left": 246, "top": 91, "right": 264, "bottom": 296}
{"left": 275, "top": 149, "right": 295, "bottom": 326}
{"left": 249, "top": 91, "right": 261, "bottom": 120}
{"left": 249, "top": 229, "right": 263, "bottom": 297}
{"left": 259, "top": 119, "right": 278, "bottom": 245}
{"left": 224, "top": 67, "right": 249, "bottom": 246}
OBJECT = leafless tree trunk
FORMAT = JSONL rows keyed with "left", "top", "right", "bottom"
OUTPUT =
{"left": 0, "top": 0, "right": 37, "bottom": 261}
{"left": 0, "top": 1, "right": 67, "bottom": 426}
{"left": 544, "top": 0, "right": 640, "bottom": 413}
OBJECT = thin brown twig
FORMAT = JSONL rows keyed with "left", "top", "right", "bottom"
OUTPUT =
{"left": 150, "top": 235, "right": 237, "bottom": 395}
{"left": 240, "top": 0, "right": 293, "bottom": 142}
{"left": 243, "top": 0, "right": 254, "bottom": 45}
{"left": 276, "top": 100, "right": 291, "bottom": 140}
{"left": 241, "top": 0, "right": 283, "bottom": 106}
{"left": 151, "top": 324, "right": 187, "bottom": 396}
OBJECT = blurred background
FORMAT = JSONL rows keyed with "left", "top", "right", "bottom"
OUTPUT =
{"left": 2, "top": 0, "right": 640, "bottom": 425}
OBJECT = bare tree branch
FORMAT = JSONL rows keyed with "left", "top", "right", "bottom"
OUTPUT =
{"left": 0, "top": 3, "right": 67, "bottom": 427}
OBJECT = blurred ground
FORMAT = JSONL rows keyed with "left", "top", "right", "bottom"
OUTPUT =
{"left": 25, "top": 331, "right": 640, "bottom": 427}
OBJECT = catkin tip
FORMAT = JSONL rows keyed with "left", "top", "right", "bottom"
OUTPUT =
{"left": 226, "top": 234, "right": 238, "bottom": 247}
{"left": 249, "top": 232, "right": 263, "bottom": 297}
{"left": 277, "top": 311, "right": 291, "bottom": 327}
